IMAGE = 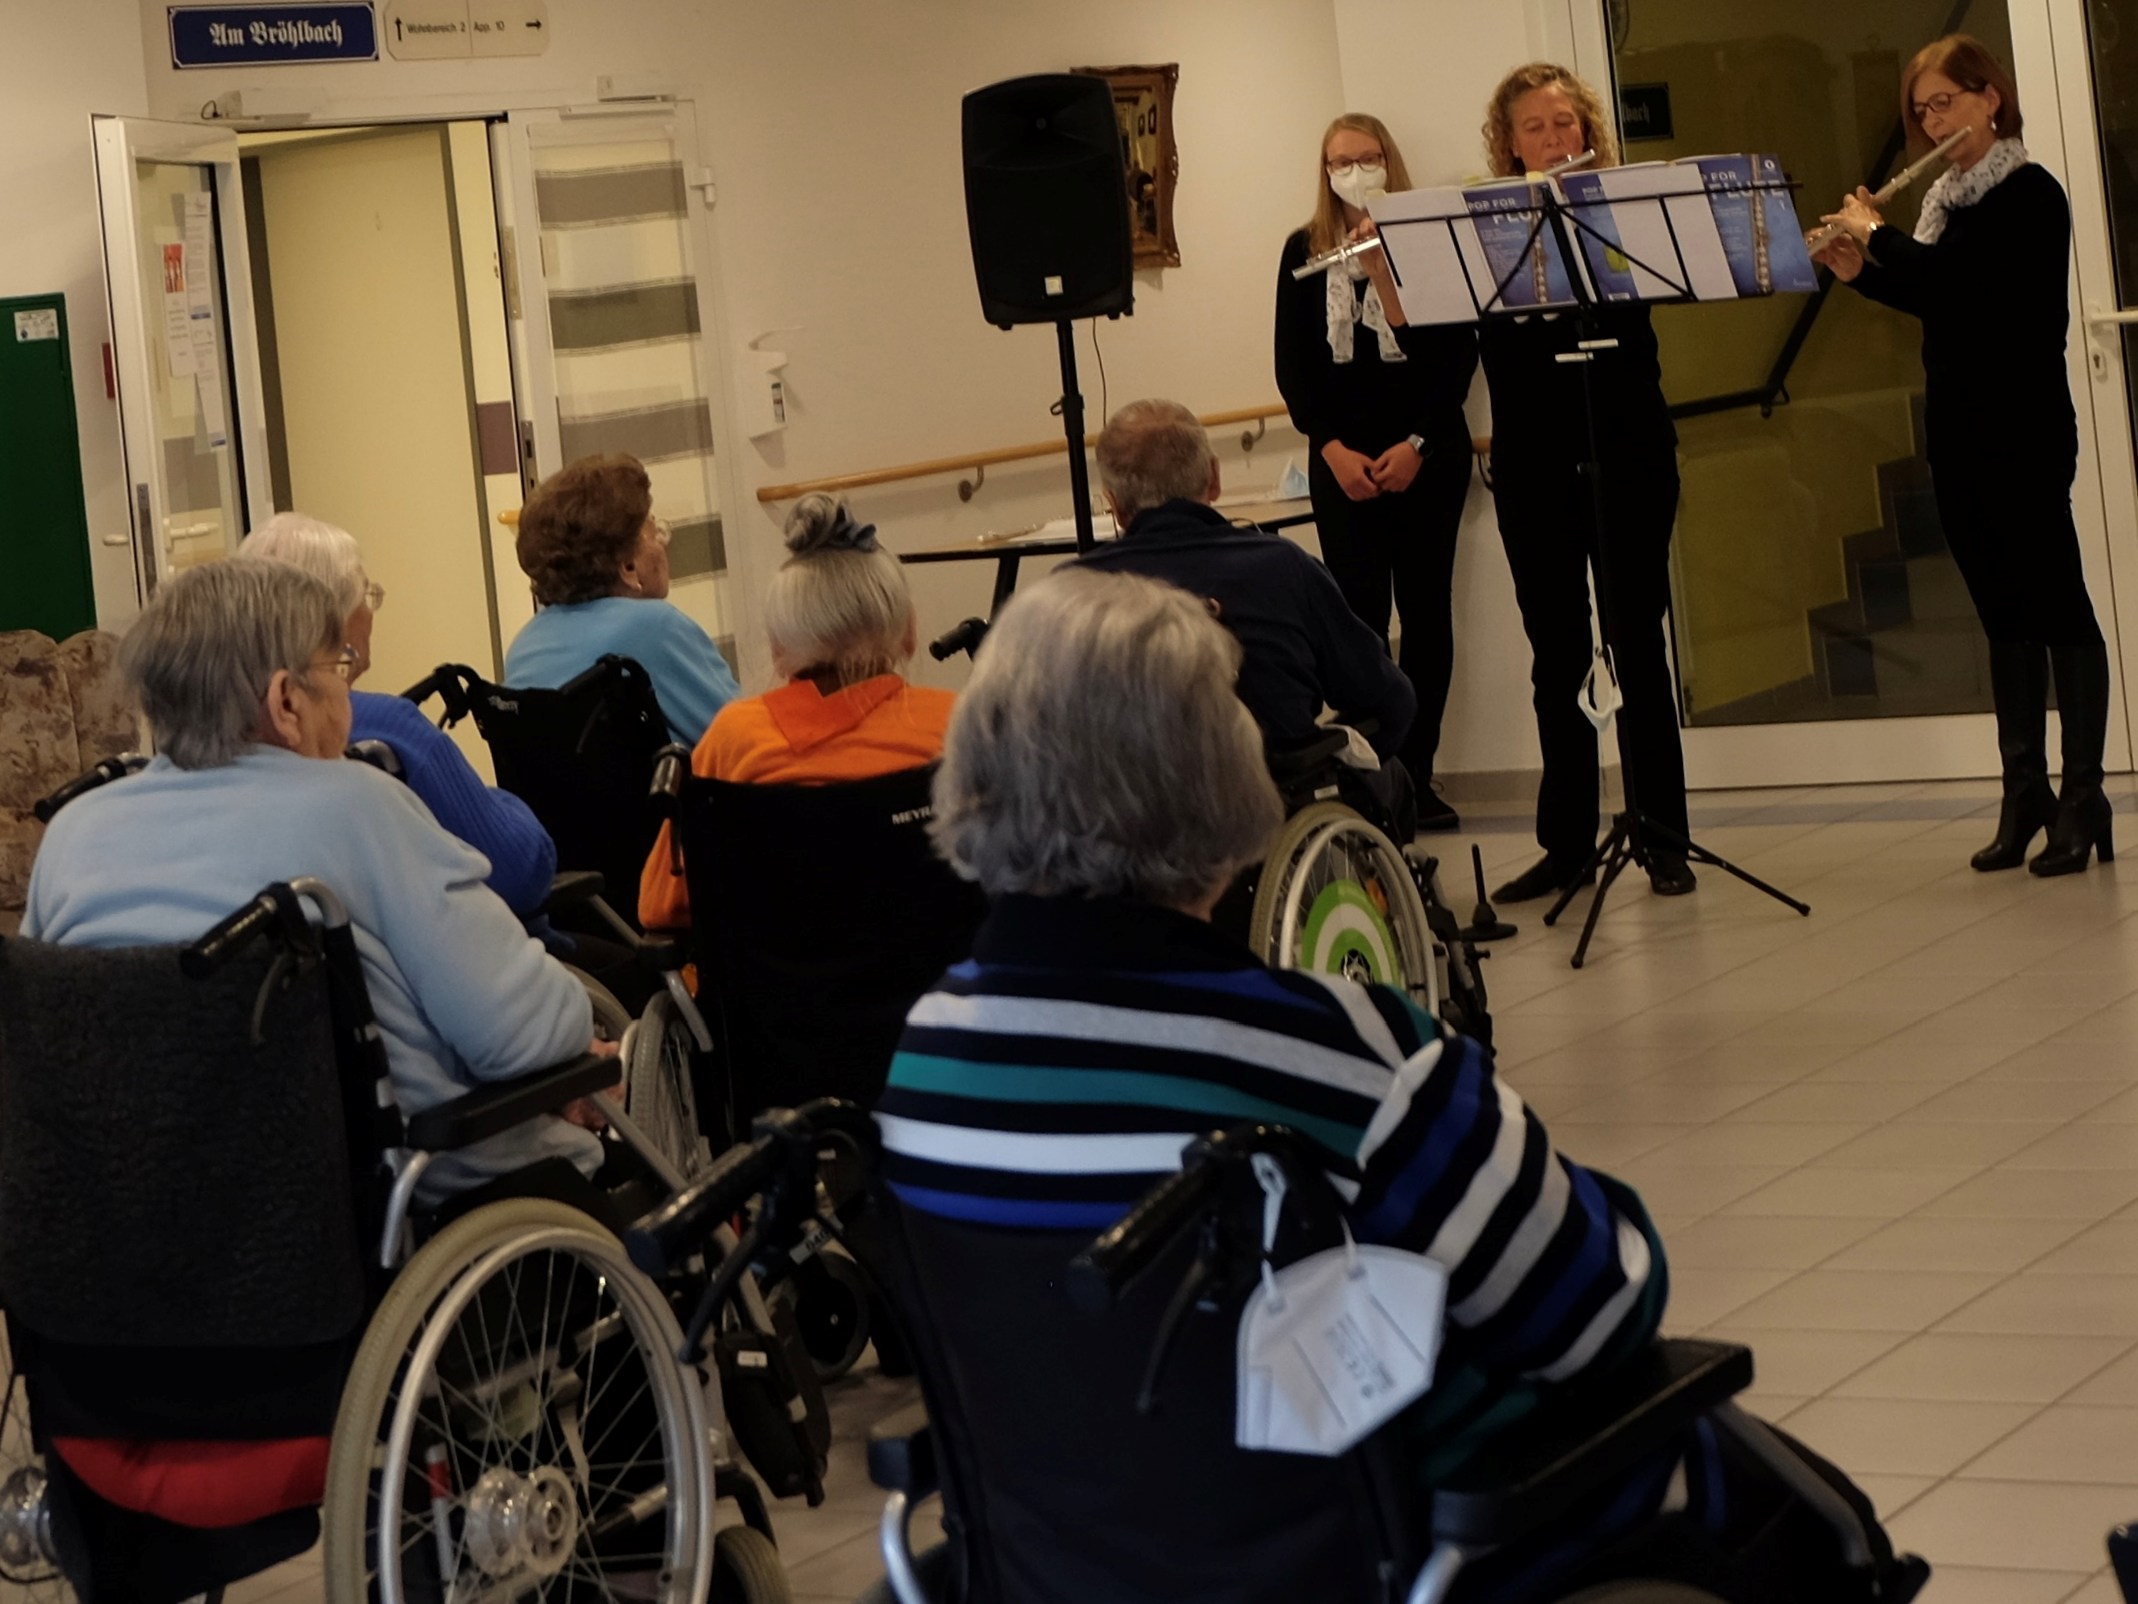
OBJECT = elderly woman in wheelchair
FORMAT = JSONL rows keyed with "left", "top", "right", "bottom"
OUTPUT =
{"left": 837, "top": 566, "right": 1923, "bottom": 1604}
{"left": 2, "top": 559, "right": 810, "bottom": 1603}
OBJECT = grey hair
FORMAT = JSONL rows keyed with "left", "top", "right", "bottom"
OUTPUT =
{"left": 931, "top": 567, "right": 1283, "bottom": 905}
{"left": 119, "top": 557, "right": 343, "bottom": 770}
{"left": 763, "top": 493, "right": 915, "bottom": 685}
{"left": 239, "top": 511, "right": 366, "bottom": 618}
{"left": 1095, "top": 399, "right": 1218, "bottom": 525}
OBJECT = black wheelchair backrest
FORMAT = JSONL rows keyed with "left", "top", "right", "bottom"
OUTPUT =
{"left": 669, "top": 764, "right": 986, "bottom": 1122}
{"left": 409, "top": 656, "right": 670, "bottom": 922}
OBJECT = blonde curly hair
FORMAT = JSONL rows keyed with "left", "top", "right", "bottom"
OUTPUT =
{"left": 1481, "top": 63, "right": 1620, "bottom": 178}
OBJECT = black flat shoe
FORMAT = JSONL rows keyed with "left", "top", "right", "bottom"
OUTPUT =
{"left": 1972, "top": 780, "right": 2057, "bottom": 872}
{"left": 1416, "top": 787, "right": 1461, "bottom": 833}
{"left": 1646, "top": 852, "right": 1697, "bottom": 897}
{"left": 2030, "top": 787, "right": 2115, "bottom": 877}
{"left": 1493, "top": 853, "right": 1595, "bottom": 904}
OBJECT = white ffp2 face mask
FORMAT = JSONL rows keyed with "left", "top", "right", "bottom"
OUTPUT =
{"left": 1328, "top": 163, "right": 1387, "bottom": 211}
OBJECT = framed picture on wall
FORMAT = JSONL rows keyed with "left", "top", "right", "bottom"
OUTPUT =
{"left": 1074, "top": 63, "right": 1181, "bottom": 269}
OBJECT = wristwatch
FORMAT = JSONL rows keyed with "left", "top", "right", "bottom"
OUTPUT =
{"left": 1404, "top": 432, "right": 1428, "bottom": 457}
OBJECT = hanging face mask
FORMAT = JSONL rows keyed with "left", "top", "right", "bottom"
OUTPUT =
{"left": 1328, "top": 163, "right": 1387, "bottom": 212}
{"left": 1235, "top": 1155, "right": 1445, "bottom": 1457}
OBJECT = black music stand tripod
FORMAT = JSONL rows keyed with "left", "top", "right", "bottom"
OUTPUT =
{"left": 1454, "top": 179, "right": 1810, "bottom": 967}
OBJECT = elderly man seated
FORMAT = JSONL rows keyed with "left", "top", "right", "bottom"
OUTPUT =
{"left": 23, "top": 558, "right": 606, "bottom": 1206}
{"left": 1078, "top": 397, "right": 1426, "bottom": 835}
{"left": 875, "top": 567, "right": 1912, "bottom": 1604}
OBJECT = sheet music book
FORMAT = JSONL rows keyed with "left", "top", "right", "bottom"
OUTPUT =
{"left": 1462, "top": 178, "right": 1580, "bottom": 310}
{"left": 1685, "top": 154, "right": 1819, "bottom": 296}
{"left": 1367, "top": 186, "right": 1499, "bottom": 326}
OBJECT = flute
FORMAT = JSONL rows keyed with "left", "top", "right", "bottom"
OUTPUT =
{"left": 1289, "top": 150, "right": 1600, "bottom": 280}
{"left": 1805, "top": 126, "right": 1972, "bottom": 252}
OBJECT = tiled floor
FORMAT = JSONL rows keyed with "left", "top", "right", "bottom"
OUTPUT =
{"left": 184, "top": 781, "right": 2138, "bottom": 1600}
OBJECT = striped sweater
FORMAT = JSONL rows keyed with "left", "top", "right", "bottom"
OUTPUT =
{"left": 875, "top": 893, "right": 1670, "bottom": 1474}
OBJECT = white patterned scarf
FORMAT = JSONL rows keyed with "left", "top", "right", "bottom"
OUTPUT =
{"left": 1914, "top": 137, "right": 2029, "bottom": 243}
{"left": 1325, "top": 261, "right": 1405, "bottom": 364}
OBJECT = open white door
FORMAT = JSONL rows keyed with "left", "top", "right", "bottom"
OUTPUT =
{"left": 93, "top": 116, "right": 272, "bottom": 604}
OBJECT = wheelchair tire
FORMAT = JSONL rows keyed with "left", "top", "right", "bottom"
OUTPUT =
{"left": 321, "top": 1197, "right": 714, "bottom": 1604}
{"left": 1250, "top": 803, "right": 1439, "bottom": 1011}
{"left": 627, "top": 991, "right": 716, "bottom": 1179}
{"left": 566, "top": 962, "right": 633, "bottom": 1043}
{"left": 711, "top": 1523, "right": 793, "bottom": 1603}
{"left": 785, "top": 1248, "right": 874, "bottom": 1382}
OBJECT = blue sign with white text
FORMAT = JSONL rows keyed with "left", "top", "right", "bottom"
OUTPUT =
{"left": 169, "top": 4, "right": 378, "bottom": 68}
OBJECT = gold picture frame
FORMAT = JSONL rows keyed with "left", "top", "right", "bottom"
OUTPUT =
{"left": 1075, "top": 63, "right": 1181, "bottom": 269}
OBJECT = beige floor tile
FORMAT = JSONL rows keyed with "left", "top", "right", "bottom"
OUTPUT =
{"left": 2032, "top": 1219, "right": 2138, "bottom": 1276}
{"left": 1831, "top": 1333, "right": 2132, "bottom": 1404}
{"left": 223, "top": 1557, "right": 321, "bottom": 1603}
{"left": 1663, "top": 1213, "right": 1883, "bottom": 1271}
{"left": 1959, "top": 1404, "right": 2138, "bottom": 1483}
{"left": 1846, "top": 1472, "right": 1937, "bottom": 1520}
{"left": 1978, "top": 1038, "right": 2138, "bottom": 1079}
{"left": 1884, "top": 1005, "right": 2071, "bottom": 1048}
{"left": 1552, "top": 1081, "right": 1775, "bottom": 1125}
{"left": 1723, "top": 1269, "right": 2003, "bottom": 1333}
{"left": 1694, "top": 1326, "right": 1908, "bottom": 1395}
{"left": 1810, "top": 1036, "right": 2027, "bottom": 1084}
{"left": 2006, "top": 1124, "right": 2138, "bottom": 1171}
{"left": 1901, "top": 1567, "right": 2095, "bottom": 1604}
{"left": 1780, "top": 1395, "right": 2037, "bottom": 1477}
{"left": 1824, "top": 1216, "right": 2090, "bottom": 1275}
{"left": 1536, "top": 1121, "right": 1680, "bottom": 1169}
{"left": 1661, "top": 1267, "right": 1797, "bottom": 1331}
{"left": 786, "top": 1528, "right": 897, "bottom": 1595}
{"left": 1937, "top": 1275, "right": 2138, "bottom": 1338}
{"left": 1607, "top": 1163, "right": 1794, "bottom": 1220}
{"left": 1809, "top": 1122, "right": 2050, "bottom": 1171}
{"left": 1734, "top": 1079, "right": 1946, "bottom": 1123}
{"left": 1902, "top": 1079, "right": 2128, "bottom": 1124}
{"left": 1918, "top": 1169, "right": 2138, "bottom": 1220}
{"left": 2059, "top": 1574, "right": 2126, "bottom": 1604}
{"left": 2062, "top": 1344, "right": 2138, "bottom": 1404}
{"left": 1720, "top": 1166, "right": 1977, "bottom": 1219}
{"left": 1888, "top": 1480, "right": 2138, "bottom": 1571}
{"left": 1637, "top": 1121, "right": 1868, "bottom": 1169}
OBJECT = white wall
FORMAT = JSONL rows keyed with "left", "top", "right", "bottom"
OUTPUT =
{"left": 2, "top": 0, "right": 152, "bottom": 630}
{"left": 129, "top": 0, "right": 1594, "bottom": 780}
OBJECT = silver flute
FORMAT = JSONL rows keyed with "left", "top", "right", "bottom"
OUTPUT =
{"left": 1290, "top": 149, "right": 1600, "bottom": 280}
{"left": 1805, "top": 127, "right": 1972, "bottom": 252}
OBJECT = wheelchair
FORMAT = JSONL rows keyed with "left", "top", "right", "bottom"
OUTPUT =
{"left": 631, "top": 1106, "right": 1928, "bottom": 1604}
{"left": 1245, "top": 729, "right": 1497, "bottom": 1045}
{"left": 0, "top": 870, "right": 825, "bottom": 1604}
{"left": 641, "top": 755, "right": 986, "bottom": 1379}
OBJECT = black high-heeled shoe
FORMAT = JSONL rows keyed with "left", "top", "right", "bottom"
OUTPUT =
{"left": 1972, "top": 779, "right": 2057, "bottom": 872}
{"left": 2029, "top": 786, "right": 2114, "bottom": 877}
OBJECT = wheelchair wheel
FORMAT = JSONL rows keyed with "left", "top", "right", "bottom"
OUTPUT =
{"left": 1250, "top": 803, "right": 1439, "bottom": 1012}
{"left": 626, "top": 992, "right": 715, "bottom": 1179}
{"left": 711, "top": 1523, "right": 792, "bottom": 1603}
{"left": 322, "top": 1198, "right": 715, "bottom": 1604}
{"left": 784, "top": 1249, "right": 873, "bottom": 1382}
{"left": 0, "top": 1332, "right": 75, "bottom": 1604}
{"left": 1557, "top": 1586, "right": 1729, "bottom": 1601}
{"left": 566, "top": 963, "right": 633, "bottom": 1043}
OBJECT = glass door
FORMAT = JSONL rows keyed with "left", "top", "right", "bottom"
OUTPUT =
{"left": 92, "top": 117, "right": 272, "bottom": 601}
{"left": 1587, "top": 0, "right": 2130, "bottom": 784}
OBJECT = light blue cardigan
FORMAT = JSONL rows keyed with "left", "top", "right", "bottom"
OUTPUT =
{"left": 505, "top": 595, "right": 741, "bottom": 746}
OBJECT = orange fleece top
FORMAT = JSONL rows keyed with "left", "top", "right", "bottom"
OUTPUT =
{"left": 638, "top": 674, "right": 956, "bottom": 929}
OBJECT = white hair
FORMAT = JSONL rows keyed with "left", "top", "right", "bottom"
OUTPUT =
{"left": 764, "top": 493, "right": 915, "bottom": 685}
{"left": 240, "top": 512, "right": 366, "bottom": 619}
{"left": 1095, "top": 400, "right": 1218, "bottom": 524}
{"left": 119, "top": 558, "right": 342, "bottom": 770}
{"left": 931, "top": 567, "right": 1283, "bottom": 905}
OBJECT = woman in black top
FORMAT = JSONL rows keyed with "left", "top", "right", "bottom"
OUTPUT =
{"left": 1474, "top": 64, "right": 1694, "bottom": 902}
{"left": 1818, "top": 35, "right": 2112, "bottom": 876}
{"left": 1276, "top": 113, "right": 1478, "bottom": 831}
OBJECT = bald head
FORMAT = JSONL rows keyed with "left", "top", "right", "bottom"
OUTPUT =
{"left": 1096, "top": 399, "right": 1221, "bottom": 526}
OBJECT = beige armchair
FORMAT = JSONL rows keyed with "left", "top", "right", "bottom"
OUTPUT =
{"left": 0, "top": 631, "right": 139, "bottom": 933}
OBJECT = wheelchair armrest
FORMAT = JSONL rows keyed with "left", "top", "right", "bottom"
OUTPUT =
{"left": 1426, "top": 1339, "right": 1752, "bottom": 1549}
{"left": 405, "top": 1053, "right": 622, "bottom": 1151}
{"left": 866, "top": 1404, "right": 938, "bottom": 1500}
{"left": 543, "top": 871, "right": 607, "bottom": 913}
{"left": 1266, "top": 729, "right": 1351, "bottom": 784}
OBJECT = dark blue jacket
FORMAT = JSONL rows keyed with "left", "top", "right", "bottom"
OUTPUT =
{"left": 1077, "top": 499, "right": 1415, "bottom": 756}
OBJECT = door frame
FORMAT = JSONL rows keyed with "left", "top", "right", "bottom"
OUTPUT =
{"left": 93, "top": 115, "right": 276, "bottom": 603}
{"left": 1562, "top": 0, "right": 2135, "bottom": 786}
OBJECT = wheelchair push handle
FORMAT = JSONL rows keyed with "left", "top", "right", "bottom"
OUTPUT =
{"left": 33, "top": 754, "right": 148, "bottom": 824}
{"left": 648, "top": 744, "right": 690, "bottom": 812}
{"left": 1068, "top": 1158, "right": 1225, "bottom": 1314}
{"left": 180, "top": 890, "right": 288, "bottom": 978}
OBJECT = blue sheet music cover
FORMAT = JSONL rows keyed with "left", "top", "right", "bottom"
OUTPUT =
{"left": 1688, "top": 155, "right": 1818, "bottom": 296}
{"left": 1554, "top": 171, "right": 1638, "bottom": 300}
{"left": 1464, "top": 181, "right": 1577, "bottom": 309}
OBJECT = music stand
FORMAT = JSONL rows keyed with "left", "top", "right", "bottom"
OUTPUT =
{"left": 1373, "top": 164, "right": 1811, "bottom": 968}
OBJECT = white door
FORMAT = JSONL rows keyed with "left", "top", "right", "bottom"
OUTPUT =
{"left": 92, "top": 116, "right": 272, "bottom": 604}
{"left": 1573, "top": 0, "right": 2132, "bottom": 786}
{"left": 490, "top": 103, "right": 741, "bottom": 666}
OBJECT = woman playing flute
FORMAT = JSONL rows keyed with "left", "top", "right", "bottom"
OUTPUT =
{"left": 1816, "top": 34, "right": 2113, "bottom": 876}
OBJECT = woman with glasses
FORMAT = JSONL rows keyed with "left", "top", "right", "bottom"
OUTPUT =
{"left": 1816, "top": 35, "right": 2111, "bottom": 876}
{"left": 1275, "top": 113, "right": 1478, "bottom": 832}
{"left": 242, "top": 512, "right": 557, "bottom": 916}
{"left": 505, "top": 453, "right": 742, "bottom": 747}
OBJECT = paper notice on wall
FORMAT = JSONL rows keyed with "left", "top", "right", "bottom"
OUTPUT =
{"left": 190, "top": 318, "right": 229, "bottom": 447}
{"left": 162, "top": 244, "right": 196, "bottom": 377}
{"left": 182, "top": 194, "right": 215, "bottom": 316}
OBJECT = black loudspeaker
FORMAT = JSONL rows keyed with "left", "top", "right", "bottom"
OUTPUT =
{"left": 961, "top": 74, "right": 1134, "bottom": 328}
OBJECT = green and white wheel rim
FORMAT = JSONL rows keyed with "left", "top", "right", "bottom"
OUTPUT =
{"left": 1269, "top": 814, "right": 1439, "bottom": 1013}
{"left": 1299, "top": 876, "right": 1402, "bottom": 984}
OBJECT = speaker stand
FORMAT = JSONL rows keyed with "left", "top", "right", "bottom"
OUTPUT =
{"left": 1055, "top": 318, "right": 1097, "bottom": 553}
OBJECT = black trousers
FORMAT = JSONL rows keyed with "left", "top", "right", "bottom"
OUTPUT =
{"left": 1494, "top": 447, "right": 1688, "bottom": 861}
{"left": 1930, "top": 448, "right": 2104, "bottom": 648}
{"left": 1308, "top": 439, "right": 1472, "bottom": 781}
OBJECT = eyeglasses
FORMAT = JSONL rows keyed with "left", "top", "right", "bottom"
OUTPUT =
{"left": 363, "top": 579, "right": 386, "bottom": 612}
{"left": 1325, "top": 153, "right": 1386, "bottom": 176}
{"left": 648, "top": 516, "right": 673, "bottom": 549}
{"left": 306, "top": 643, "right": 360, "bottom": 684}
{"left": 1910, "top": 89, "right": 1971, "bottom": 121}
